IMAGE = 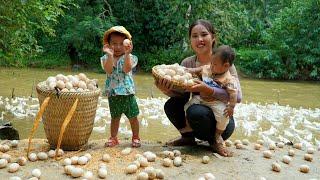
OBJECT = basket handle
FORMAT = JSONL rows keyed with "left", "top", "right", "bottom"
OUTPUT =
{"left": 27, "top": 97, "right": 50, "bottom": 156}
{"left": 55, "top": 98, "right": 79, "bottom": 159}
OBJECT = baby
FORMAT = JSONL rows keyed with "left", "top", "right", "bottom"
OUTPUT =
{"left": 184, "top": 45, "right": 238, "bottom": 156}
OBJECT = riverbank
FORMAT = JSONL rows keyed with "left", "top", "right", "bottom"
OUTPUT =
{"left": 0, "top": 139, "right": 319, "bottom": 179}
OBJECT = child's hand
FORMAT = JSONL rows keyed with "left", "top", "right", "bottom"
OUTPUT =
{"left": 103, "top": 44, "right": 114, "bottom": 56}
{"left": 123, "top": 39, "right": 133, "bottom": 55}
{"left": 224, "top": 105, "right": 234, "bottom": 117}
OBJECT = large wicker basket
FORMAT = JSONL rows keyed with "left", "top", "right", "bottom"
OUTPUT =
{"left": 36, "top": 82, "right": 100, "bottom": 150}
{"left": 152, "top": 65, "right": 191, "bottom": 92}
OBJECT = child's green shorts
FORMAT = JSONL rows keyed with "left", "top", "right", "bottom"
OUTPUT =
{"left": 108, "top": 95, "right": 139, "bottom": 119}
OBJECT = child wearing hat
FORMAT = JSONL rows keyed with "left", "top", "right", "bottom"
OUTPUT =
{"left": 100, "top": 26, "right": 140, "bottom": 147}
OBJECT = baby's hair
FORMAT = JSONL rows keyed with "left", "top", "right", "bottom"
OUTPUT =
{"left": 104, "top": 32, "right": 127, "bottom": 45}
{"left": 214, "top": 45, "right": 235, "bottom": 65}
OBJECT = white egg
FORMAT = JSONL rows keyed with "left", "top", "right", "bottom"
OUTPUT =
{"left": 288, "top": 149, "right": 295, "bottom": 156}
{"left": 155, "top": 168, "right": 164, "bottom": 179}
{"left": 67, "top": 75, "right": 74, "bottom": 81}
{"left": 176, "top": 68, "right": 185, "bottom": 75}
{"left": 307, "top": 147, "right": 315, "bottom": 154}
{"left": 257, "top": 139, "right": 264, "bottom": 145}
{"left": 0, "top": 159, "right": 8, "bottom": 168}
{"left": 144, "top": 166, "right": 156, "bottom": 179}
{"left": 37, "top": 152, "right": 48, "bottom": 160}
{"left": 263, "top": 150, "right": 272, "bottom": 159}
{"left": 293, "top": 143, "right": 302, "bottom": 150}
{"left": 56, "top": 74, "right": 65, "bottom": 81}
{"left": 167, "top": 151, "right": 175, "bottom": 160}
{"left": 236, "top": 143, "right": 244, "bottom": 149}
{"left": 162, "top": 158, "right": 173, "bottom": 167}
{"left": 0, "top": 144, "right": 10, "bottom": 152}
{"left": 299, "top": 164, "right": 310, "bottom": 173}
{"left": 185, "top": 72, "right": 192, "bottom": 79}
{"left": 10, "top": 140, "right": 19, "bottom": 148}
{"left": 137, "top": 171, "right": 149, "bottom": 180}
{"left": 202, "top": 156, "right": 210, "bottom": 164}
{"left": 173, "top": 150, "right": 181, "bottom": 157}
{"left": 282, "top": 155, "right": 292, "bottom": 164}
{"left": 304, "top": 154, "right": 313, "bottom": 161}
{"left": 65, "top": 82, "right": 73, "bottom": 89}
{"left": 28, "top": 153, "right": 37, "bottom": 162}
{"left": 31, "top": 168, "right": 41, "bottom": 178}
{"left": 48, "top": 150, "right": 55, "bottom": 158}
{"left": 84, "top": 153, "right": 92, "bottom": 160}
{"left": 48, "top": 81, "right": 57, "bottom": 90}
{"left": 271, "top": 162, "right": 281, "bottom": 172}
{"left": 69, "top": 88, "right": 76, "bottom": 92}
{"left": 56, "top": 80, "right": 65, "bottom": 89}
{"left": 277, "top": 142, "right": 284, "bottom": 148}
{"left": 70, "top": 167, "right": 84, "bottom": 178}
{"left": 63, "top": 158, "right": 72, "bottom": 166}
{"left": 123, "top": 39, "right": 131, "bottom": 46}
{"left": 125, "top": 164, "right": 138, "bottom": 174}
{"left": 70, "top": 156, "right": 79, "bottom": 165}
{"left": 204, "top": 173, "right": 216, "bottom": 180}
{"left": 78, "top": 81, "right": 87, "bottom": 90}
{"left": 87, "top": 83, "right": 96, "bottom": 91}
{"left": 121, "top": 147, "right": 132, "bottom": 155}
{"left": 135, "top": 153, "right": 143, "bottom": 159}
{"left": 165, "top": 69, "right": 176, "bottom": 76}
{"left": 98, "top": 168, "right": 108, "bottom": 179}
{"left": 254, "top": 143, "right": 262, "bottom": 150}
{"left": 8, "top": 163, "right": 20, "bottom": 173}
{"left": 71, "top": 79, "right": 79, "bottom": 87}
{"left": 64, "top": 165, "right": 74, "bottom": 175}
{"left": 185, "top": 79, "right": 195, "bottom": 86}
{"left": 242, "top": 139, "right": 250, "bottom": 145}
{"left": 9, "top": 176, "right": 21, "bottom": 180}
{"left": 99, "top": 163, "right": 107, "bottom": 169}
{"left": 138, "top": 157, "right": 149, "bottom": 167}
{"left": 173, "top": 156, "right": 182, "bottom": 167}
{"left": 1, "top": 153, "right": 11, "bottom": 162}
{"left": 158, "top": 70, "right": 166, "bottom": 76}
{"left": 225, "top": 140, "right": 232, "bottom": 147}
{"left": 234, "top": 140, "right": 242, "bottom": 146}
{"left": 17, "top": 157, "right": 27, "bottom": 166}
{"left": 132, "top": 160, "right": 140, "bottom": 168}
{"left": 163, "top": 75, "right": 172, "bottom": 80}
{"left": 144, "top": 152, "right": 156, "bottom": 162}
{"left": 78, "top": 156, "right": 88, "bottom": 165}
{"left": 102, "top": 154, "right": 111, "bottom": 162}
{"left": 83, "top": 171, "right": 94, "bottom": 179}
{"left": 198, "top": 177, "right": 206, "bottom": 180}
{"left": 78, "top": 73, "right": 87, "bottom": 81}
{"left": 57, "top": 149, "right": 64, "bottom": 156}
{"left": 269, "top": 143, "right": 276, "bottom": 150}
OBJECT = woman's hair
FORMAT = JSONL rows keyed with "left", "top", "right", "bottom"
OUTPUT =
{"left": 188, "top": 19, "right": 216, "bottom": 47}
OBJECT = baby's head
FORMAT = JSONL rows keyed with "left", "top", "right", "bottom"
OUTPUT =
{"left": 103, "top": 26, "right": 132, "bottom": 57}
{"left": 210, "top": 45, "right": 235, "bottom": 74}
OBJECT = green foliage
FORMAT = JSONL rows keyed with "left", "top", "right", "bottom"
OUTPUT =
{"left": 0, "top": 0, "right": 72, "bottom": 65}
{"left": 265, "top": 0, "right": 320, "bottom": 80}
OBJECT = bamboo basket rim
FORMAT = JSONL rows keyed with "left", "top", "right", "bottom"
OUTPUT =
{"left": 36, "top": 81, "right": 101, "bottom": 96}
{"left": 152, "top": 65, "right": 193, "bottom": 90}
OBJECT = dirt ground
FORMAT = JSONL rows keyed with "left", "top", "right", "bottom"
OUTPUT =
{"left": 0, "top": 139, "right": 319, "bottom": 180}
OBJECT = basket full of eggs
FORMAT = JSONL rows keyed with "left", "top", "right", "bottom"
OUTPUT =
{"left": 152, "top": 63, "right": 197, "bottom": 92}
{"left": 36, "top": 73, "right": 100, "bottom": 150}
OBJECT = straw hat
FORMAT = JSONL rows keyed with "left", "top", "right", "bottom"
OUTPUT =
{"left": 103, "top": 26, "right": 132, "bottom": 45}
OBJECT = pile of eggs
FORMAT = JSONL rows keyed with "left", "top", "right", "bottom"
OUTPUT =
{"left": 154, "top": 63, "right": 196, "bottom": 86}
{"left": 40, "top": 73, "right": 98, "bottom": 92}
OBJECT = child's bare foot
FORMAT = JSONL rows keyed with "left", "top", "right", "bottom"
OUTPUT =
{"left": 132, "top": 137, "right": 141, "bottom": 148}
{"left": 212, "top": 142, "right": 233, "bottom": 157}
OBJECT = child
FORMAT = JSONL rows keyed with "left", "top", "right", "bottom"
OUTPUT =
{"left": 100, "top": 26, "right": 141, "bottom": 147}
{"left": 184, "top": 45, "right": 237, "bottom": 156}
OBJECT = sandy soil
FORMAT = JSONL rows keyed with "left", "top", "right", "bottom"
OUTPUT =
{"left": 0, "top": 139, "right": 319, "bottom": 180}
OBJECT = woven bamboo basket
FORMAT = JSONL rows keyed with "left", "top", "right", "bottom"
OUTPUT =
{"left": 152, "top": 65, "right": 192, "bottom": 92}
{"left": 36, "top": 81, "right": 100, "bottom": 150}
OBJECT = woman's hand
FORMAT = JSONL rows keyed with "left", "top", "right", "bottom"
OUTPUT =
{"left": 103, "top": 44, "right": 114, "bottom": 57}
{"left": 186, "top": 80, "right": 215, "bottom": 101}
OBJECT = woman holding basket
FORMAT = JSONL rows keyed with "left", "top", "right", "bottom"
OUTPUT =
{"left": 154, "top": 19, "right": 242, "bottom": 157}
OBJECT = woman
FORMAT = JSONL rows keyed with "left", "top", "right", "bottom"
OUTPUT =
{"left": 155, "top": 19, "right": 242, "bottom": 157}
